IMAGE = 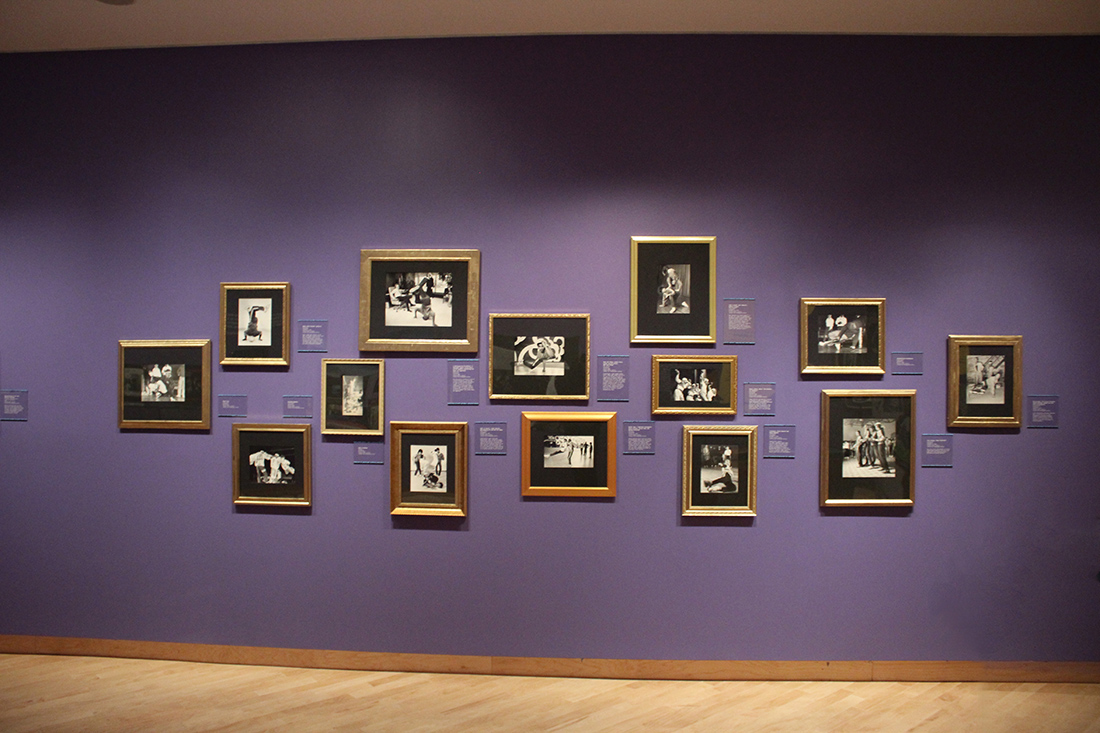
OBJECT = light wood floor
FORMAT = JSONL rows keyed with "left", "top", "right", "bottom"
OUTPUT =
{"left": 3, "top": 653, "right": 1100, "bottom": 732}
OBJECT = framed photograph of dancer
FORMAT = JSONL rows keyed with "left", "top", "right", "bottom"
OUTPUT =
{"left": 651, "top": 354, "right": 738, "bottom": 415}
{"left": 389, "top": 421, "right": 468, "bottom": 516}
{"left": 119, "top": 339, "right": 212, "bottom": 430}
{"left": 947, "top": 335, "right": 1023, "bottom": 428}
{"left": 220, "top": 282, "right": 291, "bottom": 366}
{"left": 233, "top": 423, "right": 311, "bottom": 506}
{"left": 682, "top": 425, "right": 757, "bottom": 516}
{"left": 320, "top": 359, "right": 384, "bottom": 436}
{"left": 521, "top": 411, "right": 616, "bottom": 498}
{"left": 630, "top": 236, "right": 716, "bottom": 344}
{"left": 488, "top": 314, "right": 590, "bottom": 400}
{"left": 799, "top": 298, "right": 885, "bottom": 375}
{"left": 820, "top": 389, "right": 915, "bottom": 508}
{"left": 359, "top": 249, "right": 480, "bottom": 353}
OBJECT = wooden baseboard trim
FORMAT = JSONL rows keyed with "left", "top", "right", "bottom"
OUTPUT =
{"left": 2, "top": 635, "right": 1098, "bottom": 683}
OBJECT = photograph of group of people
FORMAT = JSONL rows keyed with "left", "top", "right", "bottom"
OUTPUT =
{"left": 965, "top": 354, "right": 1005, "bottom": 405}
{"left": 841, "top": 418, "right": 896, "bottom": 478}
{"left": 140, "top": 364, "right": 185, "bottom": 403}
{"left": 816, "top": 312, "right": 867, "bottom": 354}
{"left": 384, "top": 272, "right": 453, "bottom": 328}
{"left": 248, "top": 448, "right": 296, "bottom": 485}
{"left": 341, "top": 375, "right": 365, "bottom": 416}
{"left": 512, "top": 336, "right": 566, "bottom": 376}
{"left": 657, "top": 264, "right": 690, "bottom": 314}
{"left": 697, "top": 443, "right": 739, "bottom": 494}
{"left": 542, "top": 435, "right": 595, "bottom": 468}
{"left": 670, "top": 368, "right": 717, "bottom": 403}
{"left": 237, "top": 297, "right": 272, "bottom": 346}
{"left": 409, "top": 445, "right": 447, "bottom": 492}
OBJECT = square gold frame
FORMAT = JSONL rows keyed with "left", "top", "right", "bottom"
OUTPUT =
{"left": 118, "top": 339, "right": 211, "bottom": 430}
{"left": 220, "top": 282, "right": 291, "bottom": 366}
{"left": 799, "top": 297, "right": 885, "bottom": 375}
{"left": 233, "top": 423, "right": 312, "bottom": 506}
{"left": 947, "top": 335, "right": 1023, "bottom": 428}
{"left": 320, "top": 359, "right": 385, "bottom": 436}
{"left": 390, "top": 421, "right": 468, "bottom": 516}
{"left": 488, "top": 313, "right": 590, "bottom": 400}
{"left": 682, "top": 425, "right": 757, "bottom": 517}
{"left": 521, "top": 411, "right": 617, "bottom": 498}
{"left": 630, "top": 236, "right": 717, "bottom": 344}
{"left": 651, "top": 354, "right": 738, "bottom": 415}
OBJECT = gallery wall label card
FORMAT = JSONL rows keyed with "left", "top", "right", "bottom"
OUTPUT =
{"left": 1027, "top": 395, "right": 1059, "bottom": 429}
{"left": 744, "top": 382, "right": 776, "bottom": 416}
{"left": 475, "top": 421, "right": 507, "bottom": 455}
{"left": 297, "top": 319, "right": 328, "bottom": 353}
{"left": 623, "top": 421, "right": 655, "bottom": 455}
{"left": 921, "top": 434, "right": 954, "bottom": 467}
{"left": 448, "top": 359, "right": 480, "bottom": 405}
{"left": 763, "top": 425, "right": 795, "bottom": 459}
{"left": 282, "top": 395, "right": 313, "bottom": 419}
{"left": 1, "top": 390, "right": 28, "bottom": 421}
{"left": 353, "top": 442, "right": 384, "bottom": 464}
{"left": 723, "top": 298, "right": 755, "bottom": 345}
{"left": 218, "top": 394, "right": 248, "bottom": 418}
{"left": 596, "top": 355, "right": 630, "bottom": 402}
{"left": 891, "top": 352, "right": 924, "bottom": 375}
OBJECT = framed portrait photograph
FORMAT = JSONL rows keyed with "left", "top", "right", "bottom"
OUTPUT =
{"left": 630, "top": 236, "right": 717, "bottom": 344}
{"left": 118, "top": 339, "right": 211, "bottom": 430}
{"left": 820, "top": 389, "right": 915, "bottom": 508}
{"left": 799, "top": 298, "right": 885, "bottom": 375}
{"left": 220, "top": 282, "right": 290, "bottom": 366}
{"left": 947, "top": 335, "right": 1023, "bottom": 428}
{"left": 359, "top": 249, "right": 480, "bottom": 352}
{"left": 389, "top": 421, "right": 468, "bottom": 516}
{"left": 521, "top": 411, "right": 616, "bottom": 497}
{"left": 681, "top": 425, "right": 757, "bottom": 516}
{"left": 488, "top": 314, "right": 590, "bottom": 400}
{"left": 320, "top": 359, "right": 384, "bottom": 436}
{"left": 233, "top": 423, "right": 311, "bottom": 506}
{"left": 651, "top": 354, "right": 738, "bottom": 415}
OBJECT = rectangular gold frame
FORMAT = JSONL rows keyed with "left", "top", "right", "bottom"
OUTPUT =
{"left": 359, "top": 249, "right": 480, "bottom": 352}
{"left": 521, "top": 411, "right": 617, "bottom": 498}
{"left": 118, "top": 339, "right": 211, "bottom": 430}
{"left": 320, "top": 359, "right": 385, "bottom": 436}
{"left": 682, "top": 425, "right": 757, "bottom": 517}
{"left": 651, "top": 354, "right": 738, "bottom": 415}
{"left": 389, "top": 421, "right": 468, "bottom": 516}
{"left": 630, "top": 236, "right": 717, "bottom": 344}
{"left": 799, "top": 297, "right": 885, "bottom": 375}
{"left": 947, "top": 335, "right": 1023, "bottom": 428}
{"left": 488, "top": 313, "right": 590, "bottom": 400}
{"left": 220, "top": 282, "right": 291, "bottom": 366}
{"left": 233, "top": 423, "right": 312, "bottom": 506}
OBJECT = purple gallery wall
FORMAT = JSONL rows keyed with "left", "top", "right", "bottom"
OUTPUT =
{"left": 1, "top": 35, "right": 1098, "bottom": 663}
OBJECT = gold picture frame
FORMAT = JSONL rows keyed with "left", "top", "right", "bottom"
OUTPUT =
{"left": 390, "top": 421, "right": 468, "bottom": 516}
{"left": 118, "top": 339, "right": 211, "bottom": 430}
{"left": 359, "top": 249, "right": 480, "bottom": 352}
{"left": 233, "top": 423, "right": 312, "bottom": 506}
{"left": 799, "top": 297, "right": 885, "bottom": 375}
{"left": 947, "top": 335, "right": 1023, "bottom": 428}
{"left": 320, "top": 359, "right": 384, "bottom": 436}
{"left": 521, "top": 411, "right": 616, "bottom": 498}
{"left": 682, "top": 425, "right": 757, "bottom": 516}
{"left": 651, "top": 354, "right": 738, "bottom": 415}
{"left": 488, "top": 314, "right": 590, "bottom": 400}
{"left": 220, "top": 282, "right": 291, "bottom": 366}
{"left": 630, "top": 236, "right": 717, "bottom": 344}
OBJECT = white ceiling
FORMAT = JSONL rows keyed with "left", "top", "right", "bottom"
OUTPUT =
{"left": 1, "top": 0, "right": 1098, "bottom": 53}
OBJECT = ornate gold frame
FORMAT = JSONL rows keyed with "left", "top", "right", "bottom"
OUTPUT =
{"left": 488, "top": 313, "right": 590, "bottom": 400}
{"left": 799, "top": 297, "right": 885, "bottom": 375}
{"left": 232, "top": 423, "right": 312, "bottom": 506}
{"left": 389, "top": 421, "right": 468, "bottom": 516}
{"left": 320, "top": 359, "right": 385, "bottom": 436}
{"left": 681, "top": 425, "right": 757, "bottom": 517}
{"left": 630, "top": 236, "right": 717, "bottom": 344}
{"left": 947, "top": 335, "right": 1023, "bottom": 428}
{"left": 118, "top": 339, "right": 211, "bottom": 430}
{"left": 651, "top": 354, "right": 738, "bottom": 415}
{"left": 220, "top": 282, "right": 291, "bottom": 366}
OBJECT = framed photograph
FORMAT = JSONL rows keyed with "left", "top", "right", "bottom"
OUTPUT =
{"left": 799, "top": 298, "right": 885, "bottom": 375}
{"left": 233, "top": 423, "right": 311, "bottom": 506}
{"left": 630, "top": 236, "right": 716, "bottom": 344}
{"left": 521, "top": 411, "right": 616, "bottom": 497}
{"left": 389, "top": 421, "right": 468, "bottom": 516}
{"left": 651, "top": 354, "right": 738, "bottom": 415}
{"left": 359, "top": 249, "right": 480, "bottom": 352}
{"left": 220, "top": 282, "right": 290, "bottom": 366}
{"left": 947, "top": 335, "right": 1023, "bottom": 428}
{"left": 321, "top": 359, "right": 384, "bottom": 436}
{"left": 488, "top": 314, "right": 590, "bottom": 400}
{"left": 118, "top": 339, "right": 211, "bottom": 430}
{"left": 820, "top": 389, "right": 915, "bottom": 508}
{"left": 681, "top": 425, "right": 757, "bottom": 516}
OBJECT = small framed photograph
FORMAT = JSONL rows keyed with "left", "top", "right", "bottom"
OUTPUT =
{"left": 630, "top": 236, "right": 716, "bottom": 344}
{"left": 320, "top": 359, "right": 384, "bottom": 436}
{"left": 820, "top": 389, "right": 915, "bottom": 508}
{"left": 488, "top": 314, "right": 590, "bottom": 400}
{"left": 389, "top": 421, "right": 468, "bottom": 516}
{"left": 118, "top": 339, "right": 211, "bottom": 430}
{"left": 220, "top": 282, "right": 291, "bottom": 366}
{"left": 233, "top": 423, "right": 311, "bottom": 506}
{"left": 947, "top": 335, "right": 1023, "bottom": 428}
{"left": 799, "top": 298, "right": 885, "bottom": 375}
{"left": 651, "top": 354, "right": 738, "bottom": 415}
{"left": 681, "top": 425, "right": 757, "bottom": 516}
{"left": 521, "top": 411, "right": 616, "bottom": 497}
{"left": 359, "top": 249, "right": 480, "bottom": 352}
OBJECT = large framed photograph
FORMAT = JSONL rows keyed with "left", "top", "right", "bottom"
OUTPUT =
{"left": 220, "top": 282, "right": 291, "bottom": 366}
{"left": 799, "top": 298, "right": 885, "bottom": 375}
{"left": 630, "top": 236, "right": 716, "bottom": 344}
{"left": 947, "top": 335, "right": 1023, "bottom": 428}
{"left": 359, "top": 249, "right": 480, "bottom": 352}
{"left": 651, "top": 355, "right": 738, "bottom": 415}
{"left": 389, "top": 421, "right": 468, "bottom": 516}
{"left": 321, "top": 359, "right": 384, "bottom": 436}
{"left": 489, "top": 314, "right": 590, "bottom": 400}
{"left": 118, "top": 339, "right": 211, "bottom": 430}
{"left": 233, "top": 423, "right": 311, "bottom": 506}
{"left": 820, "top": 389, "right": 915, "bottom": 508}
{"left": 521, "top": 411, "right": 616, "bottom": 497}
{"left": 682, "top": 425, "right": 757, "bottom": 516}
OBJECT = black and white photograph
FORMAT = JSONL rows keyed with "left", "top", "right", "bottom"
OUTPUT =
{"left": 542, "top": 435, "right": 595, "bottom": 469}
{"left": 820, "top": 390, "right": 914, "bottom": 507}
{"left": 630, "top": 236, "right": 716, "bottom": 344}
{"left": 965, "top": 354, "right": 1006, "bottom": 405}
{"left": 657, "top": 264, "right": 690, "bottom": 314}
{"left": 409, "top": 445, "right": 448, "bottom": 493}
{"left": 489, "top": 314, "right": 589, "bottom": 400}
{"left": 342, "top": 374, "right": 364, "bottom": 416}
{"left": 947, "top": 335, "right": 1022, "bottom": 428}
{"left": 681, "top": 425, "right": 757, "bottom": 516}
{"left": 248, "top": 446, "right": 296, "bottom": 484}
{"left": 233, "top": 423, "right": 311, "bottom": 506}
{"left": 651, "top": 355, "right": 737, "bottom": 415}
{"left": 321, "top": 359, "right": 383, "bottom": 436}
{"left": 237, "top": 297, "right": 272, "bottom": 346}
{"left": 140, "top": 363, "right": 185, "bottom": 402}
{"left": 799, "top": 298, "right": 885, "bottom": 375}
{"left": 119, "top": 340, "right": 211, "bottom": 430}
{"left": 698, "top": 443, "right": 739, "bottom": 494}
{"left": 522, "top": 411, "right": 616, "bottom": 497}
{"left": 220, "top": 282, "right": 290, "bottom": 366}
{"left": 815, "top": 312, "right": 867, "bottom": 354}
{"left": 383, "top": 271, "right": 453, "bottom": 328}
{"left": 389, "top": 421, "right": 467, "bottom": 516}
{"left": 513, "top": 336, "right": 566, "bottom": 376}
{"left": 841, "top": 418, "right": 896, "bottom": 478}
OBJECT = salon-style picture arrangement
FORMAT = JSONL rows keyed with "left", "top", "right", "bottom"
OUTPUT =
{"left": 521, "top": 411, "right": 616, "bottom": 497}
{"left": 947, "top": 335, "right": 1023, "bottom": 428}
{"left": 799, "top": 297, "right": 885, "bottom": 375}
{"left": 681, "top": 425, "right": 757, "bottom": 516}
{"left": 233, "top": 423, "right": 312, "bottom": 506}
{"left": 220, "top": 282, "right": 291, "bottom": 366}
{"left": 630, "top": 236, "right": 716, "bottom": 344}
{"left": 389, "top": 421, "right": 468, "bottom": 516}
{"left": 488, "top": 314, "right": 590, "bottom": 400}
{"left": 320, "top": 359, "right": 384, "bottom": 436}
{"left": 118, "top": 339, "right": 211, "bottom": 430}
{"left": 651, "top": 355, "right": 738, "bottom": 415}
